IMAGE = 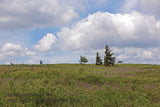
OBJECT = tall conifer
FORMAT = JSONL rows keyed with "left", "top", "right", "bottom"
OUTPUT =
{"left": 104, "top": 45, "right": 115, "bottom": 66}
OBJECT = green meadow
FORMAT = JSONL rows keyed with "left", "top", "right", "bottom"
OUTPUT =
{"left": 0, "top": 64, "right": 160, "bottom": 107}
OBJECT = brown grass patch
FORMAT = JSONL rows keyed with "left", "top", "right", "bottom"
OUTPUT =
{"left": 75, "top": 81, "right": 102, "bottom": 90}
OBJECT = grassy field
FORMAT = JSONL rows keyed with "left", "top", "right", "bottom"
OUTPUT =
{"left": 0, "top": 64, "right": 160, "bottom": 107}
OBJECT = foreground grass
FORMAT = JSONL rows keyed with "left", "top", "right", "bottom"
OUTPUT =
{"left": 0, "top": 64, "right": 160, "bottom": 107}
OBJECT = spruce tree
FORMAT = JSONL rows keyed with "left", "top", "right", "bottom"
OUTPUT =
{"left": 40, "top": 60, "right": 43, "bottom": 65}
{"left": 104, "top": 45, "right": 114, "bottom": 66}
{"left": 96, "top": 52, "right": 102, "bottom": 65}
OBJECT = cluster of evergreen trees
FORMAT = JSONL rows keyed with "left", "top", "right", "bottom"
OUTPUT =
{"left": 80, "top": 45, "right": 115, "bottom": 66}
{"left": 39, "top": 45, "right": 115, "bottom": 66}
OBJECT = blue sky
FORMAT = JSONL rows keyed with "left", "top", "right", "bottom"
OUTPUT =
{"left": 0, "top": 0, "right": 160, "bottom": 64}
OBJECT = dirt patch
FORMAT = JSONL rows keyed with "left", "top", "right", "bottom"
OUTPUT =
{"left": 143, "top": 83, "right": 160, "bottom": 89}
{"left": 75, "top": 81, "right": 102, "bottom": 90}
{"left": 0, "top": 70, "right": 6, "bottom": 72}
{"left": 113, "top": 67, "right": 143, "bottom": 72}
{"left": 0, "top": 78, "right": 14, "bottom": 81}
{"left": 121, "top": 74, "right": 134, "bottom": 77}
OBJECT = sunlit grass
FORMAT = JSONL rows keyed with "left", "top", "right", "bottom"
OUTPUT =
{"left": 0, "top": 64, "right": 160, "bottom": 106}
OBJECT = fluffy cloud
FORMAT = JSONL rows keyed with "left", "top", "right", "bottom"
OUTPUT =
{"left": 1, "top": 43, "right": 23, "bottom": 52}
{"left": 0, "top": 0, "right": 78, "bottom": 30}
{"left": 1, "top": 0, "right": 160, "bottom": 64}
{"left": 26, "top": 51, "right": 37, "bottom": 56}
{"left": 57, "top": 11, "right": 160, "bottom": 51}
{"left": 0, "top": 0, "right": 111, "bottom": 31}
{"left": 35, "top": 33, "right": 57, "bottom": 52}
{"left": 141, "top": 51, "right": 153, "bottom": 59}
{"left": 31, "top": 10, "right": 160, "bottom": 64}
{"left": 0, "top": 43, "right": 37, "bottom": 64}
{"left": 112, "top": 47, "right": 160, "bottom": 64}
{"left": 25, "top": 46, "right": 160, "bottom": 64}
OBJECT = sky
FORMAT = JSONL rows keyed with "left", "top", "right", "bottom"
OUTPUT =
{"left": 0, "top": 0, "right": 160, "bottom": 64}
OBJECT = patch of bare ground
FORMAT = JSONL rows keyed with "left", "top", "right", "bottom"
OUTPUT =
{"left": 0, "top": 71, "right": 6, "bottom": 72}
{"left": 75, "top": 81, "right": 102, "bottom": 91}
{"left": 143, "top": 83, "right": 160, "bottom": 89}
{"left": 121, "top": 74, "right": 135, "bottom": 77}
{"left": 114, "top": 67, "right": 142, "bottom": 72}
{"left": 0, "top": 66, "right": 44, "bottom": 70}
{"left": 104, "top": 83, "right": 132, "bottom": 90}
{"left": 103, "top": 73, "right": 114, "bottom": 77}
{"left": 111, "top": 84, "right": 120, "bottom": 90}
{"left": 87, "top": 71, "right": 102, "bottom": 74}
{"left": 0, "top": 78, "right": 14, "bottom": 81}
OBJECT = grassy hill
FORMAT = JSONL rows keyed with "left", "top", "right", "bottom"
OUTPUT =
{"left": 0, "top": 64, "right": 160, "bottom": 107}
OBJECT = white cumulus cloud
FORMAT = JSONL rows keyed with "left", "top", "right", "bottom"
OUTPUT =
{"left": 141, "top": 51, "right": 153, "bottom": 59}
{"left": 57, "top": 11, "right": 160, "bottom": 51}
{"left": 0, "top": 0, "right": 78, "bottom": 30}
{"left": 113, "top": 47, "right": 160, "bottom": 64}
{"left": 0, "top": 43, "right": 37, "bottom": 64}
{"left": 35, "top": 33, "right": 57, "bottom": 52}
{"left": 1, "top": 43, "right": 23, "bottom": 52}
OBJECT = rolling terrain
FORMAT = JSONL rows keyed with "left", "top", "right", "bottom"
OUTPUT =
{"left": 0, "top": 64, "right": 160, "bottom": 107}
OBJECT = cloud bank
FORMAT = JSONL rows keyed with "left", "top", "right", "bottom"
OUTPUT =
{"left": 57, "top": 11, "right": 160, "bottom": 50}
{"left": 31, "top": 10, "right": 160, "bottom": 64}
{"left": 0, "top": 0, "right": 78, "bottom": 30}
{"left": 0, "top": 43, "right": 37, "bottom": 64}
{"left": 1, "top": 0, "right": 160, "bottom": 64}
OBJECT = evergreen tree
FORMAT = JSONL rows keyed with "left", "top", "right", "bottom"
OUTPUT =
{"left": 96, "top": 52, "right": 102, "bottom": 65}
{"left": 40, "top": 60, "right": 43, "bottom": 65}
{"left": 79, "top": 56, "right": 88, "bottom": 64}
{"left": 104, "top": 45, "right": 115, "bottom": 66}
